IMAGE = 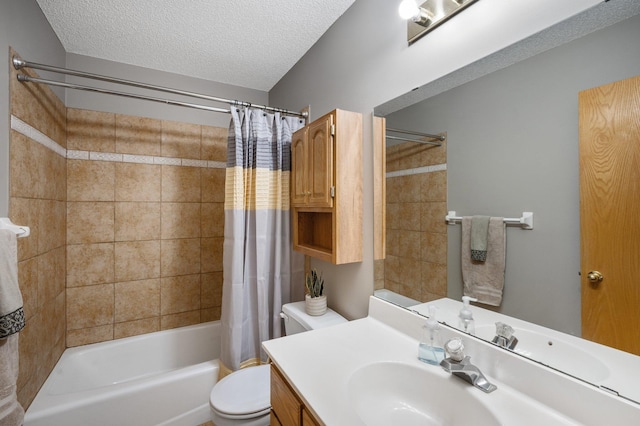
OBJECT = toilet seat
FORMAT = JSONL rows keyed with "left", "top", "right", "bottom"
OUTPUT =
{"left": 210, "top": 364, "right": 271, "bottom": 419}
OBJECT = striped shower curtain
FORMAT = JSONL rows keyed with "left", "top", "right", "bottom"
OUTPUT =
{"left": 219, "top": 107, "right": 305, "bottom": 376}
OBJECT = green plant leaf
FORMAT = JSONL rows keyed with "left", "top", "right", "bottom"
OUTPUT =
{"left": 305, "top": 268, "right": 324, "bottom": 297}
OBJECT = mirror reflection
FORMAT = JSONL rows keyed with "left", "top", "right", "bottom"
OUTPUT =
{"left": 374, "top": 10, "right": 640, "bottom": 402}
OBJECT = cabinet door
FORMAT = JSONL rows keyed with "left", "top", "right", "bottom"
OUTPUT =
{"left": 291, "top": 127, "right": 308, "bottom": 207}
{"left": 271, "top": 411, "right": 283, "bottom": 426}
{"left": 302, "top": 407, "right": 321, "bottom": 426}
{"left": 271, "top": 365, "right": 302, "bottom": 426}
{"left": 306, "top": 114, "right": 334, "bottom": 208}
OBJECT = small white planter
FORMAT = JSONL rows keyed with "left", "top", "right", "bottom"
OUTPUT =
{"left": 305, "top": 294, "right": 327, "bottom": 316}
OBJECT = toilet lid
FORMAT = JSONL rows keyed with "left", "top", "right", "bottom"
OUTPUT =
{"left": 210, "top": 364, "right": 271, "bottom": 417}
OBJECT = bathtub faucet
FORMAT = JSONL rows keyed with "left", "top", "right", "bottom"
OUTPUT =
{"left": 439, "top": 338, "right": 497, "bottom": 393}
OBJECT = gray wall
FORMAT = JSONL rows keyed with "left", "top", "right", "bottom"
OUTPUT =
{"left": 269, "top": 0, "right": 640, "bottom": 320}
{"left": 0, "top": 0, "right": 65, "bottom": 217}
{"left": 386, "top": 14, "right": 640, "bottom": 335}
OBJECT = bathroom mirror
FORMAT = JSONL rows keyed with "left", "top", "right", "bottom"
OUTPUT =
{"left": 373, "top": 6, "right": 640, "bottom": 403}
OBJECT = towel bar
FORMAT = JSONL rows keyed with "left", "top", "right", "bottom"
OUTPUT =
{"left": 0, "top": 218, "right": 30, "bottom": 238}
{"left": 445, "top": 211, "right": 533, "bottom": 230}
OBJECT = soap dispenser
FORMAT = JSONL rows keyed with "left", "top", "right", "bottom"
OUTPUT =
{"left": 418, "top": 305, "right": 445, "bottom": 365}
{"left": 458, "top": 296, "right": 478, "bottom": 335}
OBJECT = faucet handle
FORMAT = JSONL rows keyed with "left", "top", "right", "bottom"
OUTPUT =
{"left": 493, "top": 322, "right": 518, "bottom": 349}
{"left": 495, "top": 322, "right": 514, "bottom": 338}
{"left": 444, "top": 338, "right": 465, "bottom": 362}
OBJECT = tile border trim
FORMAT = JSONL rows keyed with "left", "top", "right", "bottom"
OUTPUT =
{"left": 11, "top": 115, "right": 67, "bottom": 158}
{"left": 11, "top": 115, "right": 226, "bottom": 169}
{"left": 386, "top": 163, "right": 447, "bottom": 178}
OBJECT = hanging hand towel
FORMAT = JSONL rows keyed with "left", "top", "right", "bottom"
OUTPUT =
{"left": 0, "top": 229, "right": 24, "bottom": 339}
{"left": 461, "top": 217, "right": 506, "bottom": 306}
{"left": 470, "top": 215, "right": 490, "bottom": 262}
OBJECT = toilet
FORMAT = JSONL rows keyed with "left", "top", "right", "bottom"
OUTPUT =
{"left": 209, "top": 301, "right": 347, "bottom": 425}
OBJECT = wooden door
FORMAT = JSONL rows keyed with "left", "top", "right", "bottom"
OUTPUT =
{"left": 307, "top": 114, "right": 334, "bottom": 208}
{"left": 291, "top": 127, "right": 308, "bottom": 207}
{"left": 579, "top": 74, "right": 640, "bottom": 356}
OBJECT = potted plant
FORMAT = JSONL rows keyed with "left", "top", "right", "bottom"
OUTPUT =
{"left": 305, "top": 269, "right": 327, "bottom": 316}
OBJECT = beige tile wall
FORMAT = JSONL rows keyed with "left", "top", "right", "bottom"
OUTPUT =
{"left": 8, "top": 50, "right": 228, "bottom": 410}
{"left": 65, "top": 108, "right": 228, "bottom": 346}
{"left": 9, "top": 50, "right": 67, "bottom": 409}
{"left": 379, "top": 139, "right": 448, "bottom": 302}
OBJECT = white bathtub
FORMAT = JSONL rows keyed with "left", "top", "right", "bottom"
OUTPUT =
{"left": 24, "top": 321, "right": 221, "bottom": 426}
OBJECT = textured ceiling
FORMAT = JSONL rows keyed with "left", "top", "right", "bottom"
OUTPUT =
{"left": 36, "top": 0, "right": 355, "bottom": 91}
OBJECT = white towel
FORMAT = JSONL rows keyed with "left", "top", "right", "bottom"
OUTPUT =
{"left": 0, "top": 229, "right": 25, "bottom": 426}
{"left": 0, "top": 335, "right": 24, "bottom": 426}
{"left": 0, "top": 229, "right": 24, "bottom": 339}
{"left": 461, "top": 217, "right": 506, "bottom": 306}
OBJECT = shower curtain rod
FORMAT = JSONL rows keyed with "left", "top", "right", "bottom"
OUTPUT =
{"left": 386, "top": 127, "right": 445, "bottom": 146}
{"left": 12, "top": 57, "right": 308, "bottom": 118}
{"left": 17, "top": 75, "right": 232, "bottom": 114}
{"left": 385, "top": 135, "right": 442, "bottom": 146}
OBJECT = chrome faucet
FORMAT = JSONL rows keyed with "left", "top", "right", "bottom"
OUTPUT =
{"left": 492, "top": 322, "right": 518, "bottom": 350}
{"left": 440, "top": 356, "right": 497, "bottom": 393}
{"left": 439, "top": 338, "right": 497, "bottom": 393}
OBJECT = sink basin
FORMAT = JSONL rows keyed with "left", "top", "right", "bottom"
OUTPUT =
{"left": 475, "top": 325, "right": 610, "bottom": 382}
{"left": 347, "top": 361, "right": 500, "bottom": 426}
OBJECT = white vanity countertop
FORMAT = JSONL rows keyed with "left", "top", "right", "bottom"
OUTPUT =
{"left": 262, "top": 297, "right": 640, "bottom": 425}
{"left": 416, "top": 297, "right": 640, "bottom": 401}
{"left": 265, "top": 316, "right": 412, "bottom": 425}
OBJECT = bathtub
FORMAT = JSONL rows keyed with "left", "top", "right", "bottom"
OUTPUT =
{"left": 24, "top": 321, "right": 221, "bottom": 426}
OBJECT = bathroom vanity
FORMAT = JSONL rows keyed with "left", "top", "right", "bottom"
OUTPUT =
{"left": 270, "top": 363, "right": 320, "bottom": 425}
{"left": 263, "top": 297, "right": 640, "bottom": 425}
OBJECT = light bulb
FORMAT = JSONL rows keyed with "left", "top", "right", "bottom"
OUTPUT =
{"left": 398, "top": 0, "right": 420, "bottom": 20}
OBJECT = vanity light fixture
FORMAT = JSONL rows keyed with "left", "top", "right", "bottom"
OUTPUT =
{"left": 399, "top": 0, "right": 480, "bottom": 44}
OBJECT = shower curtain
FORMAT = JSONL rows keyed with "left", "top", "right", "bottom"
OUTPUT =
{"left": 219, "top": 107, "right": 305, "bottom": 376}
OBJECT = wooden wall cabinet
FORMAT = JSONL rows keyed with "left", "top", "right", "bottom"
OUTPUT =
{"left": 292, "top": 116, "right": 334, "bottom": 208}
{"left": 270, "top": 364, "right": 321, "bottom": 426}
{"left": 291, "top": 109, "right": 362, "bottom": 264}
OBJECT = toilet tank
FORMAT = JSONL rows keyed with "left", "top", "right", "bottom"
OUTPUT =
{"left": 281, "top": 301, "right": 347, "bottom": 335}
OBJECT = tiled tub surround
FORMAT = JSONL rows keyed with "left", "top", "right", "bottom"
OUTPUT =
{"left": 9, "top": 54, "right": 67, "bottom": 410}
{"left": 9, "top": 56, "right": 229, "bottom": 408}
{"left": 375, "top": 139, "right": 448, "bottom": 302}
{"left": 64, "top": 108, "right": 228, "bottom": 347}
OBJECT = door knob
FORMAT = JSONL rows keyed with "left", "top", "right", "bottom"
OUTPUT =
{"left": 587, "top": 270, "right": 604, "bottom": 284}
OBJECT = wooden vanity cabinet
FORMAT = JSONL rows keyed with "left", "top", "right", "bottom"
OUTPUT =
{"left": 270, "top": 364, "right": 322, "bottom": 426}
{"left": 291, "top": 109, "right": 362, "bottom": 264}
